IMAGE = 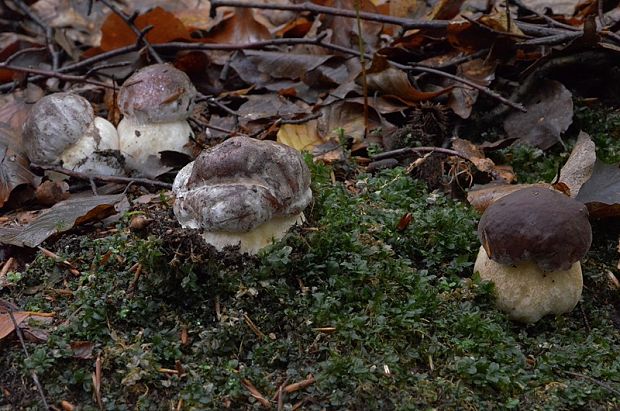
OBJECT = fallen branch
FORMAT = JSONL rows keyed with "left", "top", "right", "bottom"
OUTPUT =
{"left": 0, "top": 64, "right": 114, "bottom": 89}
{"left": 371, "top": 146, "right": 473, "bottom": 163}
{"left": 30, "top": 164, "right": 172, "bottom": 190}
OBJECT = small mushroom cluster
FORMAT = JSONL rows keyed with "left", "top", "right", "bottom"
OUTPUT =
{"left": 22, "top": 64, "right": 196, "bottom": 178}
{"left": 474, "top": 187, "right": 592, "bottom": 323}
{"left": 172, "top": 136, "right": 312, "bottom": 255}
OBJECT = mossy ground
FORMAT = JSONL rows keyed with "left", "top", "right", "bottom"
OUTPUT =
{"left": 2, "top": 105, "right": 620, "bottom": 410}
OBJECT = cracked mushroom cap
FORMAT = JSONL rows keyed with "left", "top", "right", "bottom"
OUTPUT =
{"left": 117, "top": 63, "right": 196, "bottom": 124}
{"left": 477, "top": 187, "right": 592, "bottom": 272}
{"left": 23, "top": 92, "right": 95, "bottom": 164}
{"left": 173, "top": 137, "right": 312, "bottom": 235}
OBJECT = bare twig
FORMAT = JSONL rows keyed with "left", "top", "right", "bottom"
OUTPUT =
{"left": 12, "top": 0, "right": 60, "bottom": 70}
{"left": 564, "top": 370, "right": 620, "bottom": 397}
{"left": 371, "top": 146, "right": 473, "bottom": 162}
{"left": 210, "top": 0, "right": 448, "bottom": 30}
{"left": 0, "top": 64, "right": 114, "bottom": 89}
{"left": 278, "top": 112, "right": 322, "bottom": 125}
{"left": 30, "top": 163, "right": 172, "bottom": 189}
{"left": 510, "top": 0, "right": 580, "bottom": 31}
{"left": 97, "top": 0, "right": 163, "bottom": 64}
{"left": 8, "top": 309, "right": 50, "bottom": 410}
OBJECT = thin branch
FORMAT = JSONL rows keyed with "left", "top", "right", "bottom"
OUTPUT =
{"left": 152, "top": 33, "right": 330, "bottom": 52}
{"left": 509, "top": 0, "right": 580, "bottom": 31}
{"left": 564, "top": 371, "right": 620, "bottom": 397}
{"left": 30, "top": 164, "right": 173, "bottom": 189}
{"left": 97, "top": 0, "right": 163, "bottom": 64}
{"left": 210, "top": 0, "right": 449, "bottom": 30}
{"left": 371, "top": 146, "right": 473, "bottom": 162}
{"left": 0, "top": 64, "right": 114, "bottom": 89}
{"left": 12, "top": 0, "right": 60, "bottom": 70}
{"left": 8, "top": 309, "right": 50, "bottom": 410}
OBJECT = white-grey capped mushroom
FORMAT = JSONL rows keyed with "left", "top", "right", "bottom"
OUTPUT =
{"left": 23, "top": 92, "right": 122, "bottom": 176}
{"left": 172, "top": 136, "right": 312, "bottom": 254}
{"left": 116, "top": 63, "right": 197, "bottom": 177}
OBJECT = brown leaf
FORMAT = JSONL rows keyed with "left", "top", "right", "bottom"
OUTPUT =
{"left": 467, "top": 182, "right": 552, "bottom": 213}
{"left": 0, "top": 310, "right": 54, "bottom": 341}
{"left": 0, "top": 194, "right": 126, "bottom": 247}
{"left": 277, "top": 120, "right": 324, "bottom": 152}
{"left": 448, "top": 59, "right": 496, "bottom": 119}
{"left": 206, "top": 8, "right": 271, "bottom": 44}
{"left": 558, "top": 131, "right": 596, "bottom": 197}
{"left": 35, "top": 180, "right": 70, "bottom": 206}
{"left": 71, "top": 340, "right": 94, "bottom": 359}
{"left": 99, "top": 7, "right": 191, "bottom": 52}
{"left": 576, "top": 160, "right": 620, "bottom": 218}
{"left": 503, "top": 80, "right": 573, "bottom": 150}
{"left": 0, "top": 140, "right": 37, "bottom": 208}
{"left": 452, "top": 138, "right": 515, "bottom": 182}
{"left": 366, "top": 56, "right": 451, "bottom": 104}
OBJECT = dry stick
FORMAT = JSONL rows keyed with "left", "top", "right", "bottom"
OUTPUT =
{"left": 12, "top": 0, "right": 60, "bottom": 70}
{"left": 8, "top": 309, "right": 50, "bottom": 410}
{"left": 371, "top": 146, "right": 473, "bottom": 163}
{"left": 3, "top": 46, "right": 47, "bottom": 65}
{"left": 97, "top": 0, "right": 163, "bottom": 64}
{"left": 30, "top": 163, "right": 173, "bottom": 189}
{"left": 210, "top": 0, "right": 578, "bottom": 36}
{"left": 564, "top": 370, "right": 620, "bottom": 397}
{"left": 0, "top": 64, "right": 114, "bottom": 89}
{"left": 315, "top": 39, "right": 526, "bottom": 112}
{"left": 210, "top": 0, "right": 448, "bottom": 30}
{"left": 509, "top": 0, "right": 580, "bottom": 31}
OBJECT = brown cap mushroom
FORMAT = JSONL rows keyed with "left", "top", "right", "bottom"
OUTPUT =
{"left": 478, "top": 186, "right": 591, "bottom": 272}
{"left": 23, "top": 92, "right": 122, "bottom": 176}
{"left": 474, "top": 187, "right": 592, "bottom": 323}
{"left": 172, "top": 137, "right": 312, "bottom": 254}
{"left": 116, "top": 63, "right": 197, "bottom": 177}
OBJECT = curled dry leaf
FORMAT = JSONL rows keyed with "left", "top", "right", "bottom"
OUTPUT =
{"left": 35, "top": 180, "right": 70, "bottom": 206}
{"left": 557, "top": 131, "right": 596, "bottom": 198}
{"left": 0, "top": 134, "right": 37, "bottom": 208}
{"left": 576, "top": 160, "right": 620, "bottom": 218}
{"left": 504, "top": 80, "right": 574, "bottom": 150}
{"left": 366, "top": 56, "right": 452, "bottom": 104}
{"left": 448, "top": 59, "right": 496, "bottom": 119}
{"left": 467, "top": 183, "right": 552, "bottom": 213}
{"left": 452, "top": 138, "right": 515, "bottom": 182}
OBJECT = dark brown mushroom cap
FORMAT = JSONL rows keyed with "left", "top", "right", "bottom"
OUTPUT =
{"left": 117, "top": 63, "right": 196, "bottom": 124}
{"left": 173, "top": 136, "right": 312, "bottom": 232}
{"left": 477, "top": 187, "right": 592, "bottom": 272}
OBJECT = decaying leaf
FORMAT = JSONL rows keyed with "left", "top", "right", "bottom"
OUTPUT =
{"left": 0, "top": 139, "right": 37, "bottom": 208}
{"left": 366, "top": 56, "right": 451, "bottom": 104}
{"left": 504, "top": 80, "right": 574, "bottom": 150}
{"left": 467, "top": 183, "right": 553, "bottom": 213}
{"left": 576, "top": 160, "right": 620, "bottom": 218}
{"left": 557, "top": 131, "right": 596, "bottom": 197}
{"left": 452, "top": 138, "right": 515, "bottom": 182}
{"left": 0, "top": 309, "right": 54, "bottom": 341}
{"left": 448, "top": 59, "right": 496, "bottom": 119}
{"left": 0, "top": 194, "right": 126, "bottom": 247}
{"left": 71, "top": 340, "right": 94, "bottom": 359}
{"left": 277, "top": 120, "right": 324, "bottom": 152}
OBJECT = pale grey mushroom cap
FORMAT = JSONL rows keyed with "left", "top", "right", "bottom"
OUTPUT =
{"left": 118, "top": 63, "right": 197, "bottom": 124}
{"left": 23, "top": 92, "right": 95, "bottom": 164}
{"left": 173, "top": 137, "right": 312, "bottom": 235}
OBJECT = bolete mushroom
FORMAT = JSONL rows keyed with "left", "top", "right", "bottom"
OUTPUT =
{"left": 172, "top": 136, "right": 312, "bottom": 254}
{"left": 23, "top": 92, "right": 122, "bottom": 176}
{"left": 474, "top": 187, "right": 592, "bottom": 323}
{"left": 117, "top": 63, "right": 197, "bottom": 177}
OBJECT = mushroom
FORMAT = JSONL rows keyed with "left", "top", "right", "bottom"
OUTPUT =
{"left": 23, "top": 92, "right": 123, "bottom": 176}
{"left": 117, "top": 63, "right": 197, "bottom": 177}
{"left": 474, "top": 187, "right": 592, "bottom": 323}
{"left": 172, "top": 136, "right": 312, "bottom": 254}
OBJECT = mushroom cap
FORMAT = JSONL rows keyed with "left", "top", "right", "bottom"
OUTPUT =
{"left": 173, "top": 136, "right": 312, "bottom": 234}
{"left": 23, "top": 92, "right": 95, "bottom": 164}
{"left": 474, "top": 246, "right": 582, "bottom": 323}
{"left": 117, "top": 63, "right": 196, "bottom": 124}
{"left": 477, "top": 187, "right": 592, "bottom": 272}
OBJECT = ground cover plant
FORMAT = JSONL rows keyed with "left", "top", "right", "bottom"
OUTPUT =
{"left": 2, "top": 0, "right": 620, "bottom": 410}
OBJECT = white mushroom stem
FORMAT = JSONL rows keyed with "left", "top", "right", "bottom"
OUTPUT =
{"left": 202, "top": 213, "right": 305, "bottom": 255}
{"left": 474, "top": 246, "right": 583, "bottom": 323}
{"left": 61, "top": 117, "right": 120, "bottom": 172}
{"left": 117, "top": 117, "right": 194, "bottom": 176}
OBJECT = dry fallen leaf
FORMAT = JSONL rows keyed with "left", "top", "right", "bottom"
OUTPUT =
{"left": 576, "top": 160, "right": 620, "bottom": 218}
{"left": 557, "top": 131, "right": 596, "bottom": 197}
{"left": 504, "top": 80, "right": 574, "bottom": 150}
{"left": 467, "top": 182, "right": 552, "bottom": 213}
{"left": 277, "top": 120, "right": 324, "bottom": 152}
{"left": 0, "top": 194, "right": 126, "bottom": 247}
